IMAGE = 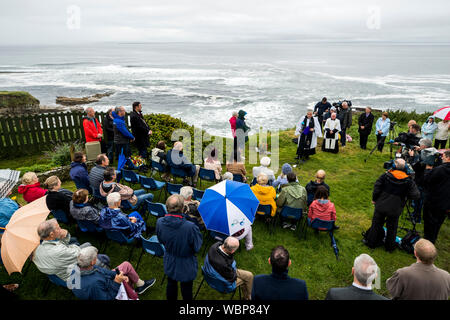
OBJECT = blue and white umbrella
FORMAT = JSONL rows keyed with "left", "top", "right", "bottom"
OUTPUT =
{"left": 198, "top": 180, "right": 260, "bottom": 236}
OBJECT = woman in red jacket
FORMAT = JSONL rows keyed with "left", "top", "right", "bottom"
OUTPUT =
{"left": 83, "top": 107, "right": 103, "bottom": 142}
{"left": 17, "top": 172, "right": 47, "bottom": 203}
{"left": 308, "top": 186, "right": 338, "bottom": 229}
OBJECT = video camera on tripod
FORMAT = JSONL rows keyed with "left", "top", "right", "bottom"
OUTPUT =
{"left": 332, "top": 100, "right": 352, "bottom": 112}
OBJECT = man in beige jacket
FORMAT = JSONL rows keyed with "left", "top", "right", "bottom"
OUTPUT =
{"left": 386, "top": 239, "right": 450, "bottom": 300}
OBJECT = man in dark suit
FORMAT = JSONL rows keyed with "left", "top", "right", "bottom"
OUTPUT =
{"left": 326, "top": 254, "right": 388, "bottom": 300}
{"left": 358, "top": 107, "right": 375, "bottom": 149}
{"left": 251, "top": 246, "right": 308, "bottom": 300}
{"left": 130, "top": 101, "right": 152, "bottom": 160}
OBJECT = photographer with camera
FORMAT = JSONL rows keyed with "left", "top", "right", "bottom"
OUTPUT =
{"left": 423, "top": 150, "right": 450, "bottom": 244}
{"left": 364, "top": 158, "right": 420, "bottom": 252}
{"left": 314, "top": 97, "right": 332, "bottom": 129}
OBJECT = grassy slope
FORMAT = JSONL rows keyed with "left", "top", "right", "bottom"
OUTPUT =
{"left": 1, "top": 119, "right": 449, "bottom": 300}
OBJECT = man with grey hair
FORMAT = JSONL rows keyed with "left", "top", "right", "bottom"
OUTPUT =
{"left": 364, "top": 157, "right": 420, "bottom": 251}
{"left": 336, "top": 101, "right": 352, "bottom": 147}
{"left": 180, "top": 186, "right": 204, "bottom": 230}
{"left": 32, "top": 219, "right": 109, "bottom": 282}
{"left": 112, "top": 105, "right": 134, "bottom": 159}
{"left": 326, "top": 253, "right": 387, "bottom": 300}
{"left": 71, "top": 246, "right": 156, "bottom": 300}
{"left": 205, "top": 237, "right": 254, "bottom": 300}
{"left": 156, "top": 194, "right": 203, "bottom": 300}
{"left": 166, "top": 141, "right": 200, "bottom": 187}
{"left": 222, "top": 172, "right": 233, "bottom": 181}
{"left": 386, "top": 239, "right": 450, "bottom": 300}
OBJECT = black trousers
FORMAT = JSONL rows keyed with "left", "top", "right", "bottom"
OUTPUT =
{"left": 423, "top": 202, "right": 447, "bottom": 244}
{"left": 166, "top": 277, "right": 193, "bottom": 301}
{"left": 360, "top": 132, "right": 370, "bottom": 149}
{"left": 434, "top": 139, "right": 447, "bottom": 149}
{"left": 376, "top": 135, "right": 386, "bottom": 152}
{"left": 366, "top": 209, "right": 401, "bottom": 251}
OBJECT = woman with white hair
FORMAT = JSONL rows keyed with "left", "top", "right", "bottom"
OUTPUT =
{"left": 295, "top": 108, "right": 322, "bottom": 161}
{"left": 252, "top": 156, "right": 275, "bottom": 182}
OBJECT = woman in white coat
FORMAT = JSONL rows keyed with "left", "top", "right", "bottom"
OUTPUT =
{"left": 322, "top": 112, "right": 341, "bottom": 153}
{"left": 295, "top": 108, "right": 322, "bottom": 161}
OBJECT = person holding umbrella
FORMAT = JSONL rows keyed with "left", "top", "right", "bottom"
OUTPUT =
{"left": 156, "top": 195, "right": 203, "bottom": 301}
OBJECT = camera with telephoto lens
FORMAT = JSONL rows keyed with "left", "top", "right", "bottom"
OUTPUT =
{"left": 394, "top": 132, "right": 420, "bottom": 149}
{"left": 383, "top": 159, "right": 415, "bottom": 178}
{"left": 332, "top": 100, "right": 352, "bottom": 110}
{"left": 389, "top": 121, "right": 397, "bottom": 131}
{"left": 420, "top": 148, "right": 441, "bottom": 167}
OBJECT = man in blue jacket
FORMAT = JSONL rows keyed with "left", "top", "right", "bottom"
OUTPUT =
{"left": 166, "top": 141, "right": 200, "bottom": 187}
{"left": 251, "top": 245, "right": 308, "bottom": 300}
{"left": 112, "top": 106, "right": 135, "bottom": 159}
{"left": 69, "top": 152, "right": 90, "bottom": 191}
{"left": 71, "top": 246, "right": 156, "bottom": 300}
{"left": 156, "top": 194, "right": 203, "bottom": 301}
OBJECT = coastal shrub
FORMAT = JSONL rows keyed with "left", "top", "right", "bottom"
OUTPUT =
{"left": 386, "top": 109, "right": 433, "bottom": 125}
{"left": 44, "top": 141, "right": 85, "bottom": 166}
{"left": 16, "top": 163, "right": 56, "bottom": 176}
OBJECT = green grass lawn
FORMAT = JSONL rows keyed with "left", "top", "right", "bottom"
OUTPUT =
{"left": 1, "top": 123, "right": 449, "bottom": 300}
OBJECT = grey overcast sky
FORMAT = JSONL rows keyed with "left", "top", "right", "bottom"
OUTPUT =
{"left": 1, "top": 0, "right": 449, "bottom": 45}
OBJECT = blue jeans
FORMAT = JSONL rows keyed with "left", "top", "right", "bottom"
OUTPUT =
{"left": 133, "top": 189, "right": 154, "bottom": 208}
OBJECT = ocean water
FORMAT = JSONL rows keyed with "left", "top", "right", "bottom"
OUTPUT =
{"left": 0, "top": 42, "right": 449, "bottom": 136}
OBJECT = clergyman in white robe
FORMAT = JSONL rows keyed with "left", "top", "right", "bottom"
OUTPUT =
{"left": 295, "top": 114, "right": 322, "bottom": 160}
{"left": 322, "top": 115, "right": 341, "bottom": 153}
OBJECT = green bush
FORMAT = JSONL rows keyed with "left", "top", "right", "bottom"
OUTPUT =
{"left": 44, "top": 142, "right": 85, "bottom": 167}
{"left": 16, "top": 163, "right": 56, "bottom": 176}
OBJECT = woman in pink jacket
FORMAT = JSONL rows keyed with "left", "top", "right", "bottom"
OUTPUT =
{"left": 308, "top": 185, "right": 338, "bottom": 230}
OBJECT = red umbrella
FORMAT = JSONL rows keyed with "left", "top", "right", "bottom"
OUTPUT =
{"left": 433, "top": 106, "right": 450, "bottom": 120}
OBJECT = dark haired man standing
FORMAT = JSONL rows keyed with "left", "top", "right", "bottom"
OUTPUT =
{"left": 251, "top": 246, "right": 308, "bottom": 300}
{"left": 130, "top": 102, "right": 152, "bottom": 159}
{"left": 314, "top": 97, "right": 332, "bottom": 129}
{"left": 358, "top": 107, "right": 374, "bottom": 150}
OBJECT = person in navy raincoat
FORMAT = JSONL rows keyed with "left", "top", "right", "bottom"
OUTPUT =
{"left": 98, "top": 192, "right": 146, "bottom": 240}
{"left": 156, "top": 194, "right": 203, "bottom": 301}
{"left": 69, "top": 152, "right": 90, "bottom": 191}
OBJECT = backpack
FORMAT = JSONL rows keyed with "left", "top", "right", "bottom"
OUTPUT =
{"left": 399, "top": 229, "right": 421, "bottom": 254}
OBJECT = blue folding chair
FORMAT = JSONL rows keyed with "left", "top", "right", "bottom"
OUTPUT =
{"left": 104, "top": 229, "right": 137, "bottom": 261}
{"left": 250, "top": 177, "right": 257, "bottom": 186}
{"left": 232, "top": 174, "right": 244, "bottom": 182}
{"left": 307, "top": 218, "right": 339, "bottom": 260}
{"left": 194, "top": 265, "right": 241, "bottom": 300}
{"left": 167, "top": 182, "right": 183, "bottom": 195}
{"left": 279, "top": 207, "right": 304, "bottom": 237}
{"left": 151, "top": 160, "right": 166, "bottom": 180}
{"left": 192, "top": 188, "right": 205, "bottom": 201}
{"left": 198, "top": 167, "right": 216, "bottom": 187}
{"left": 51, "top": 210, "right": 69, "bottom": 224}
{"left": 121, "top": 169, "right": 140, "bottom": 187}
{"left": 145, "top": 200, "right": 168, "bottom": 220}
{"left": 256, "top": 204, "right": 275, "bottom": 234}
{"left": 43, "top": 274, "right": 67, "bottom": 295}
{"left": 140, "top": 176, "right": 166, "bottom": 201}
{"left": 170, "top": 166, "right": 189, "bottom": 183}
{"left": 77, "top": 219, "right": 103, "bottom": 233}
{"left": 135, "top": 235, "right": 166, "bottom": 286}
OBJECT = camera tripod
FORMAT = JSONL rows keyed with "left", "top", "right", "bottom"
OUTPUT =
{"left": 364, "top": 121, "right": 398, "bottom": 163}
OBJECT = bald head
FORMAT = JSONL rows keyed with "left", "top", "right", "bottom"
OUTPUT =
{"left": 316, "top": 170, "right": 326, "bottom": 182}
{"left": 166, "top": 194, "right": 184, "bottom": 213}
{"left": 174, "top": 141, "right": 183, "bottom": 151}
{"left": 86, "top": 107, "right": 95, "bottom": 118}
{"left": 414, "top": 239, "right": 437, "bottom": 265}
{"left": 342, "top": 102, "right": 348, "bottom": 108}
{"left": 223, "top": 237, "right": 240, "bottom": 254}
{"left": 394, "top": 158, "right": 406, "bottom": 170}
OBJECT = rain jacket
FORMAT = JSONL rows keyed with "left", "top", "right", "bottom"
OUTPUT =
{"left": 308, "top": 199, "right": 337, "bottom": 222}
{"left": 421, "top": 116, "right": 438, "bottom": 141}
{"left": 229, "top": 116, "right": 237, "bottom": 138}
{"left": 251, "top": 184, "right": 277, "bottom": 217}
{"left": 0, "top": 198, "right": 19, "bottom": 228}
{"left": 424, "top": 162, "right": 450, "bottom": 212}
{"left": 276, "top": 182, "right": 307, "bottom": 212}
{"left": 151, "top": 147, "right": 168, "bottom": 166}
{"left": 375, "top": 117, "right": 391, "bottom": 137}
{"left": 156, "top": 214, "right": 203, "bottom": 282}
{"left": 112, "top": 111, "right": 134, "bottom": 145}
{"left": 435, "top": 121, "right": 449, "bottom": 141}
{"left": 18, "top": 182, "right": 47, "bottom": 203}
{"left": 32, "top": 232, "right": 80, "bottom": 281}
{"left": 69, "top": 201, "right": 100, "bottom": 223}
{"left": 69, "top": 162, "right": 90, "bottom": 190}
{"left": 98, "top": 207, "right": 146, "bottom": 239}
{"left": 83, "top": 116, "right": 103, "bottom": 142}
{"left": 236, "top": 110, "right": 250, "bottom": 133}
{"left": 372, "top": 170, "right": 420, "bottom": 216}
{"left": 72, "top": 266, "right": 120, "bottom": 300}
{"left": 305, "top": 181, "right": 330, "bottom": 205}
{"left": 252, "top": 268, "right": 308, "bottom": 301}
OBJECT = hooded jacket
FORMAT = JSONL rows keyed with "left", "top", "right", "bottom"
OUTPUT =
{"left": 421, "top": 116, "right": 438, "bottom": 141}
{"left": 69, "top": 200, "right": 100, "bottom": 223}
{"left": 424, "top": 162, "right": 450, "bottom": 211}
{"left": 112, "top": 111, "right": 134, "bottom": 145}
{"left": 156, "top": 214, "right": 203, "bottom": 282}
{"left": 69, "top": 162, "right": 90, "bottom": 190}
{"left": 229, "top": 116, "right": 237, "bottom": 138}
{"left": 82, "top": 116, "right": 103, "bottom": 142}
{"left": 308, "top": 199, "right": 337, "bottom": 222}
{"left": 17, "top": 182, "right": 47, "bottom": 203}
{"left": 151, "top": 147, "right": 167, "bottom": 166}
{"left": 305, "top": 180, "right": 330, "bottom": 205}
{"left": 98, "top": 207, "right": 145, "bottom": 239}
{"left": 372, "top": 170, "right": 420, "bottom": 216}
{"left": 236, "top": 110, "right": 250, "bottom": 133}
{"left": 276, "top": 182, "right": 307, "bottom": 211}
{"left": 71, "top": 266, "right": 121, "bottom": 300}
{"left": 251, "top": 184, "right": 277, "bottom": 216}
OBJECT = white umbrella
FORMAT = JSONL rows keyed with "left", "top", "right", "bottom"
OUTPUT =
{"left": 0, "top": 169, "right": 21, "bottom": 200}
